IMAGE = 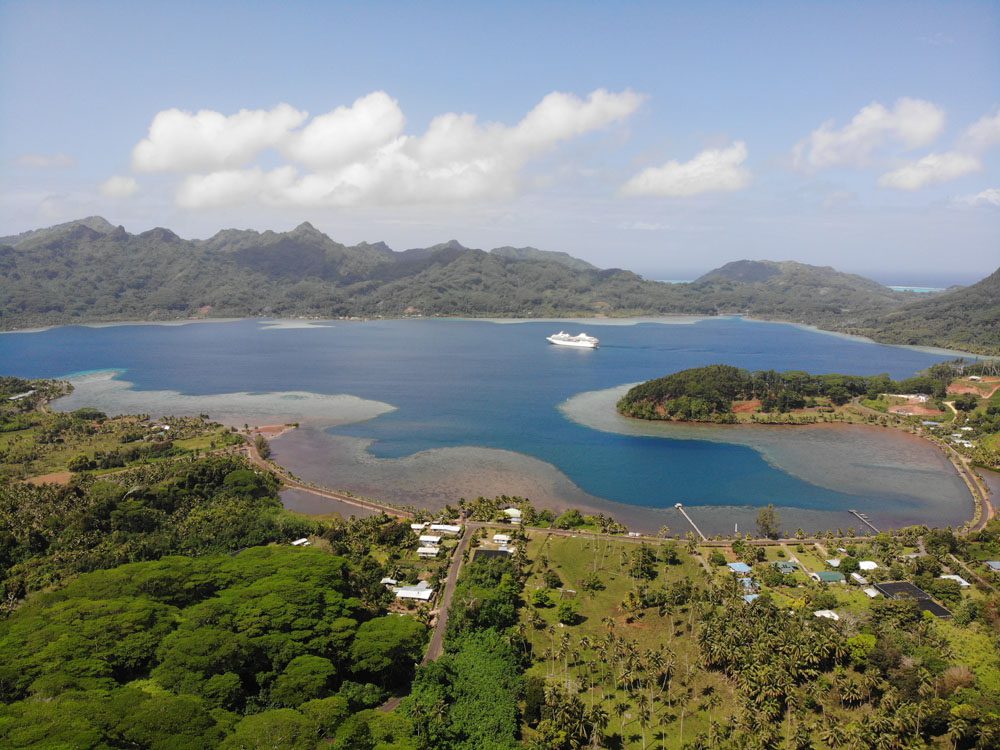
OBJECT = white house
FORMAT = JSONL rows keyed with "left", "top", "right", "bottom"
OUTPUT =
{"left": 291, "top": 538, "right": 310, "bottom": 547}
{"left": 851, "top": 572, "right": 869, "bottom": 585}
{"left": 430, "top": 524, "right": 462, "bottom": 535}
{"left": 862, "top": 587, "right": 881, "bottom": 598}
{"left": 380, "top": 577, "right": 398, "bottom": 587}
{"left": 502, "top": 508, "right": 522, "bottom": 524}
{"left": 813, "top": 609, "right": 840, "bottom": 621}
{"left": 418, "top": 535, "right": 442, "bottom": 545}
{"left": 826, "top": 558, "right": 841, "bottom": 568}
{"left": 492, "top": 533, "right": 511, "bottom": 544}
{"left": 410, "top": 523, "right": 429, "bottom": 532}
{"left": 858, "top": 560, "right": 878, "bottom": 571}
{"left": 394, "top": 581, "right": 434, "bottom": 601}
{"left": 417, "top": 546, "right": 440, "bottom": 558}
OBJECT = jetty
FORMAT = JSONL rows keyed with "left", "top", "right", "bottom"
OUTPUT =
{"left": 848, "top": 509, "right": 880, "bottom": 534}
{"left": 674, "top": 502, "right": 707, "bottom": 541}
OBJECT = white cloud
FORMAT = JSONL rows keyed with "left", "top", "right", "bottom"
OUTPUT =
{"left": 99, "top": 175, "right": 139, "bottom": 198}
{"left": 793, "top": 98, "right": 945, "bottom": 169}
{"left": 621, "top": 141, "right": 750, "bottom": 197}
{"left": 282, "top": 91, "right": 405, "bottom": 170}
{"left": 954, "top": 187, "right": 1000, "bottom": 208}
{"left": 962, "top": 109, "right": 1000, "bottom": 152}
{"left": 16, "top": 152, "right": 76, "bottom": 168}
{"left": 878, "top": 151, "right": 981, "bottom": 190}
{"left": 132, "top": 103, "right": 307, "bottom": 173}
{"left": 146, "top": 89, "right": 645, "bottom": 208}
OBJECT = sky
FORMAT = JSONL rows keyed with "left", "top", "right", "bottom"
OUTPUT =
{"left": 1, "top": 1, "right": 998, "bottom": 284}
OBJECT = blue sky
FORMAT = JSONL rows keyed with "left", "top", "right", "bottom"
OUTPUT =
{"left": 1, "top": 1, "right": 997, "bottom": 283}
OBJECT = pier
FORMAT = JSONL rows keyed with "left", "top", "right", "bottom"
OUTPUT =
{"left": 848, "top": 509, "right": 880, "bottom": 534}
{"left": 674, "top": 503, "right": 707, "bottom": 541}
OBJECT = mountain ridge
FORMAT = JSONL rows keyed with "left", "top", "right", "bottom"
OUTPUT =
{"left": 1, "top": 217, "right": 996, "bottom": 354}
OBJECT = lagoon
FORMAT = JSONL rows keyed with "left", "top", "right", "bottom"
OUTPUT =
{"left": 0, "top": 317, "right": 975, "bottom": 534}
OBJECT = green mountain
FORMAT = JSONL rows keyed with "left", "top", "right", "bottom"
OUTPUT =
{"left": 690, "top": 259, "right": 907, "bottom": 328}
{"left": 851, "top": 267, "right": 1000, "bottom": 354}
{"left": 1, "top": 217, "right": 995, "bottom": 353}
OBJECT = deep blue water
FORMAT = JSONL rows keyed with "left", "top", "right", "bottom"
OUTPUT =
{"left": 0, "top": 317, "right": 960, "bottom": 513}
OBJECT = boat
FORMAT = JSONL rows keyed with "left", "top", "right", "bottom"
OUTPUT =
{"left": 546, "top": 331, "right": 599, "bottom": 349}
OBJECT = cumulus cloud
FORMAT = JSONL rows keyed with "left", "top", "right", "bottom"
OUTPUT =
{"left": 793, "top": 98, "right": 945, "bottom": 169}
{"left": 962, "top": 109, "right": 1000, "bottom": 152}
{"left": 877, "top": 151, "right": 981, "bottom": 190}
{"left": 282, "top": 91, "right": 405, "bottom": 170}
{"left": 142, "top": 89, "right": 644, "bottom": 208}
{"left": 132, "top": 103, "right": 307, "bottom": 172}
{"left": 621, "top": 141, "right": 750, "bottom": 197}
{"left": 16, "top": 152, "right": 76, "bottom": 168}
{"left": 954, "top": 187, "right": 1000, "bottom": 208}
{"left": 99, "top": 175, "right": 139, "bottom": 198}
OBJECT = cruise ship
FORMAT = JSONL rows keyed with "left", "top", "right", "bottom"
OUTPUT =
{"left": 546, "top": 331, "right": 599, "bottom": 349}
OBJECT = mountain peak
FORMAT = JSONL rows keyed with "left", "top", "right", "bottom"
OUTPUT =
{"left": 291, "top": 221, "right": 325, "bottom": 237}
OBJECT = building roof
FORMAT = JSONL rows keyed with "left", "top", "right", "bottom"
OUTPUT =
{"left": 738, "top": 577, "right": 756, "bottom": 589}
{"left": 417, "top": 546, "right": 440, "bottom": 556}
{"left": 410, "top": 523, "right": 428, "bottom": 531}
{"left": 862, "top": 587, "right": 881, "bottom": 598}
{"left": 727, "top": 562, "right": 752, "bottom": 573}
{"left": 939, "top": 574, "right": 971, "bottom": 587}
{"left": 826, "top": 558, "right": 841, "bottom": 568}
{"left": 290, "top": 538, "right": 310, "bottom": 546}
{"left": 430, "top": 524, "right": 462, "bottom": 534}
{"left": 851, "top": 572, "right": 869, "bottom": 585}
{"left": 474, "top": 547, "right": 514, "bottom": 560}
{"left": 813, "top": 571, "right": 845, "bottom": 583}
{"left": 986, "top": 561, "right": 1000, "bottom": 572}
{"left": 742, "top": 594, "right": 760, "bottom": 603}
{"left": 813, "top": 609, "right": 840, "bottom": 621}
{"left": 502, "top": 507, "right": 522, "bottom": 518}
{"left": 858, "top": 560, "right": 878, "bottom": 571}
{"left": 492, "top": 534, "right": 511, "bottom": 543}
{"left": 873, "top": 581, "right": 930, "bottom": 599}
{"left": 418, "top": 535, "right": 442, "bottom": 544}
{"left": 774, "top": 561, "right": 799, "bottom": 573}
{"left": 394, "top": 581, "right": 434, "bottom": 601}
{"left": 872, "top": 581, "right": 953, "bottom": 617}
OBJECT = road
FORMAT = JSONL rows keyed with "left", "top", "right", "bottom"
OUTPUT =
{"left": 422, "top": 525, "right": 474, "bottom": 664}
{"left": 242, "top": 441, "right": 412, "bottom": 519}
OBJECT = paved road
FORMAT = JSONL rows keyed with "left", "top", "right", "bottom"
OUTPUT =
{"left": 423, "top": 525, "right": 474, "bottom": 664}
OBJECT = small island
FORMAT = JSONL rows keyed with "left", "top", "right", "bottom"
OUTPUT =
{"left": 615, "top": 364, "right": 955, "bottom": 424}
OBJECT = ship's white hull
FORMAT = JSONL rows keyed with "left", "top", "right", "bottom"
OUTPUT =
{"left": 547, "top": 336, "right": 598, "bottom": 349}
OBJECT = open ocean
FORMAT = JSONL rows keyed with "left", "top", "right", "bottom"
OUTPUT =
{"left": 1, "top": 317, "right": 977, "bottom": 534}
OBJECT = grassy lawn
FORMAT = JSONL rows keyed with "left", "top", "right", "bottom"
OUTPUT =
{"left": 936, "top": 619, "right": 1000, "bottom": 695}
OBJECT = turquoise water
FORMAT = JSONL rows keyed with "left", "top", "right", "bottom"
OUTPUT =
{"left": 888, "top": 286, "right": 944, "bottom": 293}
{"left": 0, "top": 317, "right": 973, "bottom": 532}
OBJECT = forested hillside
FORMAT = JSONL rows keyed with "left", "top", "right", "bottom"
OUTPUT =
{"left": 853, "top": 268, "right": 1000, "bottom": 354}
{"left": 3, "top": 217, "right": 996, "bottom": 353}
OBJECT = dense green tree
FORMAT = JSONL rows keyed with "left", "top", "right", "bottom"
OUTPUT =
{"left": 350, "top": 616, "right": 426, "bottom": 687}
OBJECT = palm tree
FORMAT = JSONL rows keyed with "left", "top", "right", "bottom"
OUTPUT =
{"left": 587, "top": 705, "right": 609, "bottom": 748}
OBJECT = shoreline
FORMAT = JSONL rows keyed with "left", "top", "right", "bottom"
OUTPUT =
{"left": 613, "top": 404, "right": 993, "bottom": 533}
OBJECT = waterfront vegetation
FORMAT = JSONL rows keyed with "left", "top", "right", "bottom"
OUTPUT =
{"left": 3, "top": 376, "right": 1000, "bottom": 747}
{"left": 617, "top": 362, "right": 1000, "bottom": 472}
{"left": 0, "top": 377, "right": 242, "bottom": 483}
